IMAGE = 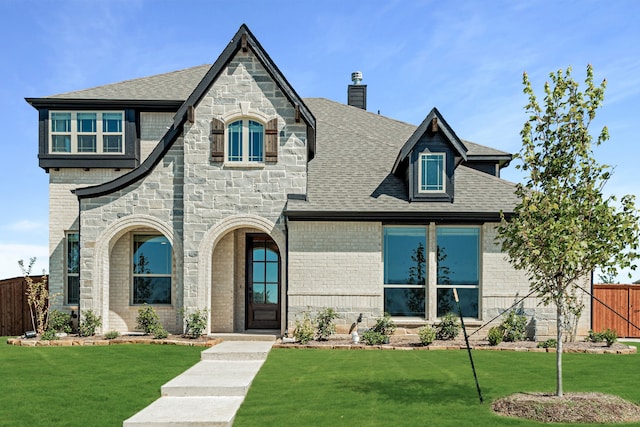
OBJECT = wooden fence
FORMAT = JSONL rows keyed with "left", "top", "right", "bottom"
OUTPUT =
{"left": 592, "top": 284, "right": 640, "bottom": 338}
{"left": 0, "top": 276, "right": 45, "bottom": 336}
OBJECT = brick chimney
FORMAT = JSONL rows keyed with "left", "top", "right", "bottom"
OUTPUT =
{"left": 347, "top": 71, "right": 367, "bottom": 110}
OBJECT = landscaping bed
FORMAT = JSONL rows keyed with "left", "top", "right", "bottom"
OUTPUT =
{"left": 6, "top": 333, "right": 222, "bottom": 347}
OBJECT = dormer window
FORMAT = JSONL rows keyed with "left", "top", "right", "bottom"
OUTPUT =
{"left": 49, "top": 111, "right": 124, "bottom": 154}
{"left": 419, "top": 152, "right": 445, "bottom": 192}
{"left": 227, "top": 119, "right": 264, "bottom": 162}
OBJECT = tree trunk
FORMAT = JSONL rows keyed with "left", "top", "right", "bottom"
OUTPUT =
{"left": 556, "top": 301, "right": 564, "bottom": 397}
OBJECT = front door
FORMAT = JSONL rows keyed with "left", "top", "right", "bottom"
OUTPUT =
{"left": 246, "top": 234, "right": 281, "bottom": 329}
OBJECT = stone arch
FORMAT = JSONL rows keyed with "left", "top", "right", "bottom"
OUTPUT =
{"left": 93, "top": 215, "right": 179, "bottom": 332}
{"left": 196, "top": 214, "right": 286, "bottom": 333}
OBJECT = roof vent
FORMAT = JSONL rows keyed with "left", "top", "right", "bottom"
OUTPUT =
{"left": 351, "top": 71, "right": 363, "bottom": 85}
{"left": 348, "top": 71, "right": 367, "bottom": 110}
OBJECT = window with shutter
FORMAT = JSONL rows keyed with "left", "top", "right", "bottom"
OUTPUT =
{"left": 211, "top": 118, "right": 225, "bottom": 162}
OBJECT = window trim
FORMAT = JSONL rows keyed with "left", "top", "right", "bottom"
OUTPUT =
{"left": 48, "top": 111, "right": 125, "bottom": 155}
{"left": 225, "top": 118, "right": 265, "bottom": 164}
{"left": 131, "top": 234, "right": 173, "bottom": 306}
{"left": 435, "top": 225, "right": 481, "bottom": 320}
{"left": 382, "top": 225, "right": 428, "bottom": 319}
{"left": 65, "top": 231, "right": 79, "bottom": 306}
{"left": 418, "top": 152, "right": 446, "bottom": 193}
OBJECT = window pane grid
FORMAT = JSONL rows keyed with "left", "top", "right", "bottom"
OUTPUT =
{"left": 228, "top": 120, "right": 243, "bottom": 161}
{"left": 226, "top": 119, "right": 265, "bottom": 163}
{"left": 48, "top": 111, "right": 124, "bottom": 154}
{"left": 420, "top": 153, "right": 445, "bottom": 192}
{"left": 133, "top": 235, "right": 172, "bottom": 305}
{"left": 66, "top": 232, "right": 79, "bottom": 305}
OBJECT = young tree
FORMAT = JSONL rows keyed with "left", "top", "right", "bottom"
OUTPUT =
{"left": 498, "top": 65, "right": 640, "bottom": 397}
{"left": 19, "top": 257, "right": 50, "bottom": 334}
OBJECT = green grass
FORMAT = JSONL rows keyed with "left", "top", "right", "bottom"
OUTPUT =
{"left": 235, "top": 344, "right": 640, "bottom": 426}
{"left": 0, "top": 337, "right": 202, "bottom": 426}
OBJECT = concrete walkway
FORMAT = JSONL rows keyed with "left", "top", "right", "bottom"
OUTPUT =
{"left": 123, "top": 338, "right": 275, "bottom": 426}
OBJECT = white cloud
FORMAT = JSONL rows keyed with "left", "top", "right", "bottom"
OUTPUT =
{"left": 0, "top": 244, "right": 48, "bottom": 280}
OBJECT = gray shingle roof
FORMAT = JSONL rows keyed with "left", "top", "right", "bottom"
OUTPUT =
{"left": 47, "top": 65, "right": 211, "bottom": 101}
{"left": 286, "top": 98, "right": 519, "bottom": 218}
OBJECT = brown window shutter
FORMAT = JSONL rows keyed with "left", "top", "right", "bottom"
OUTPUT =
{"left": 265, "top": 118, "right": 278, "bottom": 162}
{"left": 211, "top": 118, "right": 224, "bottom": 162}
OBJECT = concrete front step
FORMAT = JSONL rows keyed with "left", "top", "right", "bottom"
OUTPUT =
{"left": 201, "top": 341, "right": 274, "bottom": 361}
{"left": 123, "top": 396, "right": 243, "bottom": 427}
{"left": 208, "top": 332, "right": 278, "bottom": 342}
{"left": 161, "top": 360, "right": 265, "bottom": 396}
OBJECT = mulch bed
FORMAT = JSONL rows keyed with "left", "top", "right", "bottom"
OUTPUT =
{"left": 6, "top": 334, "right": 222, "bottom": 347}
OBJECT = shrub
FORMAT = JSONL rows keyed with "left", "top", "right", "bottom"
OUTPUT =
{"left": 137, "top": 304, "right": 161, "bottom": 334}
{"left": 294, "top": 313, "right": 314, "bottom": 344}
{"left": 104, "top": 330, "right": 120, "bottom": 340}
{"left": 436, "top": 313, "right": 460, "bottom": 340}
{"left": 316, "top": 308, "right": 338, "bottom": 341}
{"left": 537, "top": 338, "right": 557, "bottom": 349}
{"left": 418, "top": 325, "right": 436, "bottom": 345}
{"left": 587, "top": 329, "right": 617, "bottom": 347}
{"left": 371, "top": 313, "right": 396, "bottom": 337}
{"left": 181, "top": 308, "right": 208, "bottom": 338}
{"left": 487, "top": 326, "right": 504, "bottom": 346}
{"left": 501, "top": 310, "right": 527, "bottom": 342}
{"left": 79, "top": 309, "right": 102, "bottom": 337}
{"left": 48, "top": 309, "right": 72, "bottom": 334}
{"left": 41, "top": 329, "right": 59, "bottom": 341}
{"left": 362, "top": 330, "right": 386, "bottom": 345}
{"left": 151, "top": 325, "right": 168, "bottom": 339}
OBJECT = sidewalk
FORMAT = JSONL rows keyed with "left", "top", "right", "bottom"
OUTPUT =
{"left": 123, "top": 339, "right": 274, "bottom": 426}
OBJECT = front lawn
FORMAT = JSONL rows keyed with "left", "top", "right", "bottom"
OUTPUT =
{"left": 235, "top": 344, "right": 640, "bottom": 426}
{"left": 0, "top": 337, "right": 202, "bottom": 426}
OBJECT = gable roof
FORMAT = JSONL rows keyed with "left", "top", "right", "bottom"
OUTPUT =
{"left": 285, "top": 98, "right": 519, "bottom": 221}
{"left": 392, "top": 108, "right": 468, "bottom": 175}
{"left": 74, "top": 24, "right": 315, "bottom": 199}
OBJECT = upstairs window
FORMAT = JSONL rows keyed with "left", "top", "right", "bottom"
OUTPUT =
{"left": 227, "top": 119, "right": 264, "bottom": 163}
{"left": 49, "top": 111, "right": 124, "bottom": 154}
{"left": 419, "top": 153, "right": 445, "bottom": 192}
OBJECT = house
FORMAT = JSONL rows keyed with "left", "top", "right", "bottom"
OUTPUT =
{"left": 26, "top": 24, "right": 590, "bottom": 338}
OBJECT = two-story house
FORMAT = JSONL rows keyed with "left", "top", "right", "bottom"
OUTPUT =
{"left": 26, "top": 24, "right": 590, "bottom": 338}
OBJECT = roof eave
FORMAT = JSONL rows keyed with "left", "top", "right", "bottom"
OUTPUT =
{"left": 25, "top": 97, "right": 183, "bottom": 110}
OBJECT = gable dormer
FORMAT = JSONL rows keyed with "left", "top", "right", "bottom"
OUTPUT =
{"left": 392, "top": 108, "right": 467, "bottom": 202}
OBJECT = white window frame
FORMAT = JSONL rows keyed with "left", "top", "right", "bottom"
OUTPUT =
{"left": 225, "top": 118, "right": 265, "bottom": 164}
{"left": 48, "top": 111, "right": 125, "bottom": 154}
{"left": 418, "top": 152, "right": 446, "bottom": 193}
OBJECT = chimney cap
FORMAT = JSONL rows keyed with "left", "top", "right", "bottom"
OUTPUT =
{"left": 351, "top": 71, "right": 363, "bottom": 85}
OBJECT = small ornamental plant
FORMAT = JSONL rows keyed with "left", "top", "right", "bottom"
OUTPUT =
{"left": 435, "top": 313, "right": 460, "bottom": 340}
{"left": 418, "top": 325, "right": 436, "bottom": 346}
{"left": 294, "top": 313, "right": 314, "bottom": 344}
{"left": 315, "top": 308, "right": 338, "bottom": 341}
{"left": 181, "top": 308, "right": 208, "bottom": 338}
{"left": 363, "top": 313, "right": 396, "bottom": 345}
{"left": 79, "top": 309, "right": 102, "bottom": 337}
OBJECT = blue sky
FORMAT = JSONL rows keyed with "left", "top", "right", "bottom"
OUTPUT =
{"left": 1, "top": 0, "right": 639, "bottom": 281}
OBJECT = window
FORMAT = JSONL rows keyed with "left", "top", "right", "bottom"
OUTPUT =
{"left": 419, "top": 153, "right": 445, "bottom": 192}
{"left": 383, "top": 226, "right": 427, "bottom": 317}
{"left": 227, "top": 119, "right": 264, "bottom": 162}
{"left": 132, "top": 235, "right": 172, "bottom": 305}
{"left": 436, "top": 227, "right": 480, "bottom": 318}
{"left": 48, "top": 111, "right": 124, "bottom": 154}
{"left": 66, "top": 232, "right": 79, "bottom": 305}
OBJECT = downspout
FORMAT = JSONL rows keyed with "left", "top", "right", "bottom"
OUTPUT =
{"left": 590, "top": 270, "right": 594, "bottom": 332}
{"left": 284, "top": 213, "right": 289, "bottom": 337}
{"left": 76, "top": 193, "right": 82, "bottom": 334}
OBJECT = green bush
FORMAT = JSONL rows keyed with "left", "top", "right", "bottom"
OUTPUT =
{"left": 136, "top": 304, "right": 162, "bottom": 334}
{"left": 151, "top": 325, "right": 169, "bottom": 339}
{"left": 501, "top": 310, "right": 527, "bottom": 342}
{"left": 487, "top": 326, "right": 504, "bottom": 346}
{"left": 79, "top": 309, "right": 102, "bottom": 337}
{"left": 362, "top": 330, "right": 386, "bottom": 345}
{"left": 294, "top": 313, "right": 314, "bottom": 344}
{"left": 41, "top": 329, "right": 59, "bottom": 340}
{"left": 371, "top": 313, "right": 396, "bottom": 336}
{"left": 587, "top": 329, "right": 617, "bottom": 346}
{"left": 418, "top": 325, "right": 436, "bottom": 345}
{"left": 316, "top": 308, "right": 338, "bottom": 341}
{"left": 48, "top": 309, "right": 72, "bottom": 334}
{"left": 104, "top": 330, "right": 120, "bottom": 340}
{"left": 436, "top": 313, "right": 460, "bottom": 340}
{"left": 181, "top": 308, "right": 208, "bottom": 338}
{"left": 537, "top": 338, "right": 557, "bottom": 349}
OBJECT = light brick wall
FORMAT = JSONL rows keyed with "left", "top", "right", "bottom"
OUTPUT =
{"left": 48, "top": 168, "right": 128, "bottom": 312}
{"left": 211, "top": 231, "right": 234, "bottom": 332}
{"left": 288, "top": 221, "right": 383, "bottom": 331}
{"left": 140, "top": 112, "right": 174, "bottom": 161}
{"left": 287, "top": 221, "right": 591, "bottom": 339}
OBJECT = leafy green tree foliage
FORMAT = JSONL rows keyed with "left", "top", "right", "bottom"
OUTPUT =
{"left": 498, "top": 65, "right": 640, "bottom": 397}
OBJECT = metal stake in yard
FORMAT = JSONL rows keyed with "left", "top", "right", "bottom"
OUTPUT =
{"left": 453, "top": 288, "right": 484, "bottom": 404}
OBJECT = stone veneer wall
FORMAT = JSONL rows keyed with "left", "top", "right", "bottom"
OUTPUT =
{"left": 77, "top": 48, "right": 307, "bottom": 333}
